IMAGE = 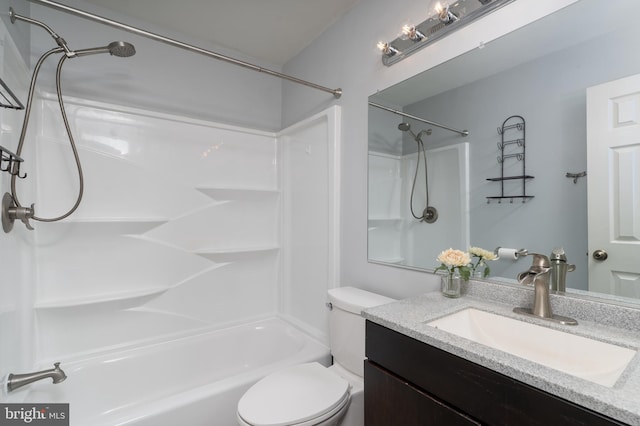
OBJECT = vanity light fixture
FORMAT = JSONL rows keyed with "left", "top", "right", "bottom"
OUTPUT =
{"left": 379, "top": 0, "right": 516, "bottom": 66}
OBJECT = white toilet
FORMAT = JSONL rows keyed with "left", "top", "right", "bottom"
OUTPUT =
{"left": 236, "top": 287, "right": 395, "bottom": 426}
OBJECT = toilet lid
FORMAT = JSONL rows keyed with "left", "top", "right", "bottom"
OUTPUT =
{"left": 237, "top": 362, "right": 350, "bottom": 426}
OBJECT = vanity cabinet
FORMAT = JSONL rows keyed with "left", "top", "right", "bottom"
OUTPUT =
{"left": 364, "top": 321, "right": 627, "bottom": 426}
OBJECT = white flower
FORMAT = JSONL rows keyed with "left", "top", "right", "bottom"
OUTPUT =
{"left": 468, "top": 246, "right": 497, "bottom": 261}
{"left": 437, "top": 248, "right": 471, "bottom": 267}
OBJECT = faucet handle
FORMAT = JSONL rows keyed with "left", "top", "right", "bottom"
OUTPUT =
{"left": 525, "top": 253, "right": 550, "bottom": 269}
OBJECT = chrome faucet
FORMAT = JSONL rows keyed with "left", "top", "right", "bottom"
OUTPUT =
{"left": 7, "top": 362, "right": 67, "bottom": 392}
{"left": 513, "top": 253, "right": 577, "bottom": 325}
{"left": 549, "top": 247, "right": 575, "bottom": 292}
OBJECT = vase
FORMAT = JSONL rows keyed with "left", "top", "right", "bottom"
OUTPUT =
{"left": 441, "top": 273, "right": 461, "bottom": 298}
{"left": 472, "top": 267, "right": 485, "bottom": 279}
{"left": 472, "top": 261, "right": 486, "bottom": 279}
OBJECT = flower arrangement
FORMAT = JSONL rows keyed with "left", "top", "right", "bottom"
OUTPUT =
{"left": 468, "top": 246, "right": 497, "bottom": 278}
{"left": 435, "top": 248, "right": 471, "bottom": 281}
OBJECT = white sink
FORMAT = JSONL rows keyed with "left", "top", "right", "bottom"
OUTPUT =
{"left": 427, "top": 308, "right": 636, "bottom": 387}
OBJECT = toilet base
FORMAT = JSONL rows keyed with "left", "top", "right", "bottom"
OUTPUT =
{"left": 328, "top": 365, "right": 363, "bottom": 426}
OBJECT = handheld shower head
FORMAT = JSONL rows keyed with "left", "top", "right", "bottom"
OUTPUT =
{"left": 73, "top": 41, "right": 136, "bottom": 58}
{"left": 107, "top": 41, "right": 136, "bottom": 57}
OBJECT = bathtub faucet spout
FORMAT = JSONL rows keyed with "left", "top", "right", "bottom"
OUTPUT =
{"left": 7, "top": 362, "right": 67, "bottom": 392}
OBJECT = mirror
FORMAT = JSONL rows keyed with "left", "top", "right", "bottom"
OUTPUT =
{"left": 368, "top": 0, "right": 640, "bottom": 303}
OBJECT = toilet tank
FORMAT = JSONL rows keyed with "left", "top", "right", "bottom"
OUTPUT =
{"left": 327, "top": 287, "right": 395, "bottom": 377}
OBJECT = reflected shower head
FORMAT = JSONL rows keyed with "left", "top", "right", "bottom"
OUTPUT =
{"left": 398, "top": 122, "right": 432, "bottom": 141}
{"left": 73, "top": 41, "right": 136, "bottom": 58}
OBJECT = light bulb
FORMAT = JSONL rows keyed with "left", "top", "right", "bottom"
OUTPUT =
{"left": 377, "top": 42, "right": 399, "bottom": 56}
{"left": 402, "top": 25, "right": 425, "bottom": 42}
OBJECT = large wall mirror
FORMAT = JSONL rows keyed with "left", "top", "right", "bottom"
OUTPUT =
{"left": 368, "top": 0, "right": 640, "bottom": 304}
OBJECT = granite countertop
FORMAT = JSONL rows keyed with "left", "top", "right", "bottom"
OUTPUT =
{"left": 363, "top": 281, "right": 640, "bottom": 425}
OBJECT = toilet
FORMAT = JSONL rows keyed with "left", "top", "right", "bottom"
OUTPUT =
{"left": 237, "top": 287, "right": 395, "bottom": 426}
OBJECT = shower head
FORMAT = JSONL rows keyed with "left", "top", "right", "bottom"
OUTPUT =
{"left": 398, "top": 122, "right": 432, "bottom": 142}
{"left": 8, "top": 9, "right": 136, "bottom": 59}
{"left": 9, "top": 7, "right": 73, "bottom": 56}
{"left": 73, "top": 41, "right": 136, "bottom": 58}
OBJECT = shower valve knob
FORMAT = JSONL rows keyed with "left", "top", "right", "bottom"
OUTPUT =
{"left": 19, "top": 204, "right": 35, "bottom": 230}
{"left": 10, "top": 203, "right": 35, "bottom": 230}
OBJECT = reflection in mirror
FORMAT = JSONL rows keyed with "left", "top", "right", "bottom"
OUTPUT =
{"left": 368, "top": 0, "right": 640, "bottom": 304}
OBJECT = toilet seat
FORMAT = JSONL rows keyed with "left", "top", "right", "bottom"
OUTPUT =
{"left": 237, "top": 362, "right": 350, "bottom": 426}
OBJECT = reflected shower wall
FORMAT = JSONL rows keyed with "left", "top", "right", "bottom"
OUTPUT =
{"left": 368, "top": 142, "right": 469, "bottom": 270}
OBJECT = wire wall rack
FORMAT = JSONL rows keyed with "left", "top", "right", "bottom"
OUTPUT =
{"left": 0, "top": 77, "right": 26, "bottom": 178}
{"left": 0, "top": 77, "right": 24, "bottom": 110}
{"left": 486, "top": 115, "right": 533, "bottom": 203}
{"left": 0, "top": 145, "right": 26, "bottom": 179}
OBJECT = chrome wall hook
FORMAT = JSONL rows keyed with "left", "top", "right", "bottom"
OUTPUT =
{"left": 565, "top": 171, "right": 586, "bottom": 184}
{"left": 0, "top": 145, "right": 26, "bottom": 179}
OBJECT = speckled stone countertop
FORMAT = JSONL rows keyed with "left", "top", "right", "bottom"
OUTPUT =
{"left": 363, "top": 280, "right": 640, "bottom": 425}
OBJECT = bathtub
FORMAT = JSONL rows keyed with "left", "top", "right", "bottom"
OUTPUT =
{"left": 22, "top": 317, "right": 330, "bottom": 426}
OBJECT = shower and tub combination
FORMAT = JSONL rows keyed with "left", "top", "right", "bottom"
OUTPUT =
{"left": 1, "top": 2, "right": 342, "bottom": 425}
{"left": 367, "top": 102, "right": 470, "bottom": 269}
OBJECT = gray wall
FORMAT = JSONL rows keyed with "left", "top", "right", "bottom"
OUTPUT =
{"left": 28, "top": 0, "right": 283, "bottom": 131}
{"left": 282, "top": 0, "right": 577, "bottom": 299}
{"left": 404, "top": 22, "right": 640, "bottom": 289}
{"left": 0, "top": 0, "right": 30, "bottom": 64}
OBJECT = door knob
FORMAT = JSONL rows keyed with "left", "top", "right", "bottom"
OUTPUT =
{"left": 592, "top": 249, "right": 608, "bottom": 261}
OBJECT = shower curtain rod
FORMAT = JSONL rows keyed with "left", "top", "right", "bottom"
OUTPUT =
{"left": 26, "top": 0, "right": 342, "bottom": 98}
{"left": 368, "top": 102, "right": 469, "bottom": 136}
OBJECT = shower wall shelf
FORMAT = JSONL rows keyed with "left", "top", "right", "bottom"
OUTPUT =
{"left": 487, "top": 115, "right": 534, "bottom": 203}
{"left": 372, "top": 257, "right": 405, "bottom": 264}
{"left": 196, "top": 246, "right": 279, "bottom": 262}
{"left": 368, "top": 217, "right": 403, "bottom": 223}
{"left": 37, "top": 219, "right": 169, "bottom": 235}
{"left": 49, "top": 218, "right": 169, "bottom": 224}
{"left": 196, "top": 187, "right": 279, "bottom": 199}
{"left": 35, "top": 287, "right": 168, "bottom": 310}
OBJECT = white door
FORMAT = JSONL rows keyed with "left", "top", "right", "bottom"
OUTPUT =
{"left": 587, "top": 74, "right": 640, "bottom": 297}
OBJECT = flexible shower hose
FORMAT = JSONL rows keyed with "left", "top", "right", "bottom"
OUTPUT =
{"left": 409, "top": 139, "right": 430, "bottom": 221}
{"left": 11, "top": 47, "right": 85, "bottom": 222}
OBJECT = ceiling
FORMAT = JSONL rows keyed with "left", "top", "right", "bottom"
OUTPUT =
{"left": 83, "top": 0, "right": 360, "bottom": 66}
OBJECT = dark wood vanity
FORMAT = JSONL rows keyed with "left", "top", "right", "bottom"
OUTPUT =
{"left": 364, "top": 321, "right": 628, "bottom": 426}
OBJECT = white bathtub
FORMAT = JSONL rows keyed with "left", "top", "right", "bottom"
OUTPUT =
{"left": 22, "top": 317, "right": 330, "bottom": 426}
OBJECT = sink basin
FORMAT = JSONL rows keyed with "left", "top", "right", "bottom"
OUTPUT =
{"left": 427, "top": 308, "right": 636, "bottom": 387}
